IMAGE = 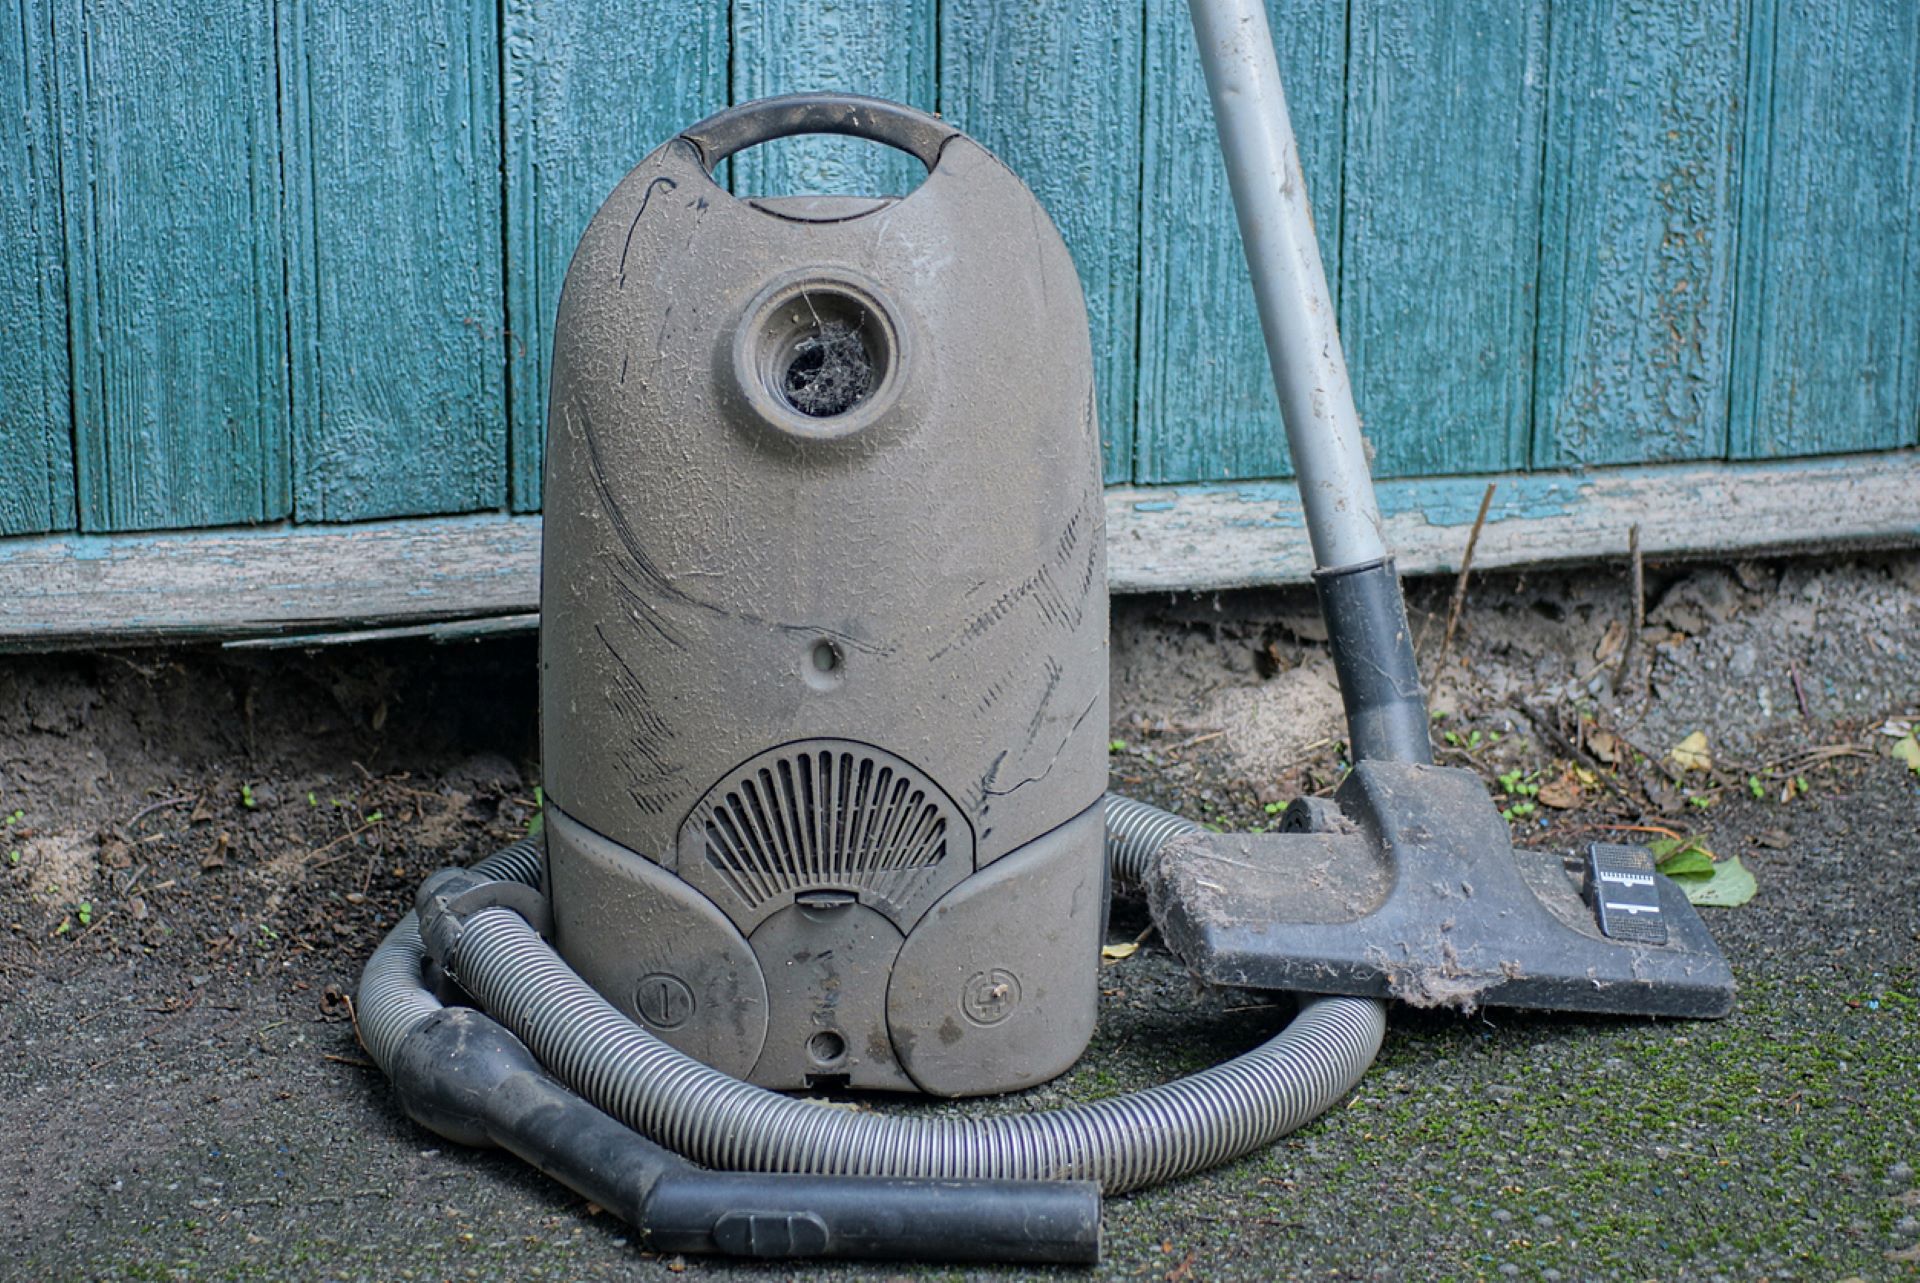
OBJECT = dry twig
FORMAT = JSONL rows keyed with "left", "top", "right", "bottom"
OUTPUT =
{"left": 1616, "top": 524, "right": 1644, "bottom": 693}
{"left": 1432, "top": 482, "right": 1497, "bottom": 678}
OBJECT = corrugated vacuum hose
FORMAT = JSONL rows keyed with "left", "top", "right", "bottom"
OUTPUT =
{"left": 357, "top": 802, "right": 1385, "bottom": 1264}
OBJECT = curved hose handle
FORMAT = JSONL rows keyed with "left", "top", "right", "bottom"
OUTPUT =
{"left": 679, "top": 93, "right": 959, "bottom": 175}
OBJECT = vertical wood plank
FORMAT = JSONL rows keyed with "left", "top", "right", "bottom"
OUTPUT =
{"left": 730, "top": 0, "right": 936, "bottom": 200}
{"left": 59, "top": 0, "right": 289, "bottom": 532}
{"left": 502, "top": 1, "right": 727, "bottom": 512}
{"left": 1340, "top": 0, "right": 1547, "bottom": 478}
{"left": 282, "top": 0, "right": 504, "bottom": 522}
{"left": 1534, "top": 0, "right": 1745, "bottom": 468}
{"left": 1731, "top": 0, "right": 1920, "bottom": 458}
{"left": 1135, "top": 0, "right": 1346, "bottom": 484}
{"left": 940, "top": 0, "right": 1144, "bottom": 484}
{"left": 0, "top": 0, "right": 75, "bottom": 535}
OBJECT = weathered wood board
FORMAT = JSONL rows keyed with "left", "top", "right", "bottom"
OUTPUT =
{"left": 941, "top": 0, "right": 1144, "bottom": 483}
{"left": 1, "top": 515, "right": 545, "bottom": 649}
{"left": 1106, "top": 450, "right": 1920, "bottom": 593}
{"left": 3, "top": 0, "right": 1918, "bottom": 624}
{"left": 57, "top": 0, "right": 290, "bottom": 532}
{"left": 1731, "top": 0, "right": 1920, "bottom": 459}
{"left": 1135, "top": 0, "right": 1346, "bottom": 485}
{"left": 1338, "top": 0, "right": 1548, "bottom": 480}
{"left": 1533, "top": 0, "right": 1746, "bottom": 468}
{"left": 730, "top": 0, "right": 936, "bottom": 201}
{"left": 281, "top": 0, "right": 504, "bottom": 523}
{"left": 502, "top": 0, "right": 728, "bottom": 512}
{"left": 0, "top": 0, "right": 74, "bottom": 537}
{"left": 5, "top": 452, "right": 1913, "bottom": 649}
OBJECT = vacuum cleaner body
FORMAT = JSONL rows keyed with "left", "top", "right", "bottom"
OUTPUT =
{"left": 538, "top": 103, "right": 1109, "bottom": 1096}
{"left": 362, "top": 75, "right": 1731, "bottom": 1266}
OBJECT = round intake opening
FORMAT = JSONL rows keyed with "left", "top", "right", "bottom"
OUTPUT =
{"left": 733, "top": 275, "right": 904, "bottom": 440}
{"left": 806, "top": 1029, "right": 847, "bottom": 1065}
{"left": 782, "top": 322, "right": 872, "bottom": 417}
{"left": 766, "top": 290, "right": 882, "bottom": 418}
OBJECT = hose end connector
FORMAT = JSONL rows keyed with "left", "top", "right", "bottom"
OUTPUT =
{"left": 415, "top": 867, "right": 553, "bottom": 978}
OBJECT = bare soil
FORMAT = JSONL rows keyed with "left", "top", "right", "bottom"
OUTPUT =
{"left": 3, "top": 551, "right": 1916, "bottom": 1281}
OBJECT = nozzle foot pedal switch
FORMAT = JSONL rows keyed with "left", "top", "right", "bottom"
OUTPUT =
{"left": 1585, "top": 842, "right": 1668, "bottom": 945}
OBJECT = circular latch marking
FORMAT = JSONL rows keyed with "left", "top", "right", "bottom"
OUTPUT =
{"left": 636, "top": 973, "right": 695, "bottom": 1030}
{"left": 960, "top": 968, "right": 1021, "bottom": 1027}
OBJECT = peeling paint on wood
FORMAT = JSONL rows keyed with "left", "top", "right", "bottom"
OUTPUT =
{"left": 940, "top": 0, "right": 1143, "bottom": 483}
{"left": 1105, "top": 450, "right": 1920, "bottom": 593}
{"left": 0, "top": 515, "right": 544, "bottom": 649}
{"left": 281, "top": 0, "right": 504, "bottom": 522}
{"left": 3, "top": 1, "right": 1918, "bottom": 590}
{"left": 0, "top": 0, "right": 74, "bottom": 536}
{"left": 1341, "top": 0, "right": 1548, "bottom": 480}
{"left": 1534, "top": 0, "right": 1744, "bottom": 468}
{"left": 502, "top": 0, "right": 726, "bottom": 512}
{"left": 1135, "top": 0, "right": 1345, "bottom": 485}
{"left": 59, "top": 0, "right": 289, "bottom": 532}
{"left": 730, "top": 0, "right": 936, "bottom": 200}
{"left": 1731, "top": 0, "right": 1920, "bottom": 458}
{"left": 4, "top": 452, "right": 1914, "bottom": 650}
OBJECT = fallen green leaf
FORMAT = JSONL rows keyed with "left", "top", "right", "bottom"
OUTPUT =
{"left": 1889, "top": 734, "right": 1920, "bottom": 774}
{"left": 1655, "top": 844, "right": 1716, "bottom": 878}
{"left": 1649, "top": 834, "right": 1711, "bottom": 871}
{"left": 1683, "top": 854, "right": 1757, "bottom": 908}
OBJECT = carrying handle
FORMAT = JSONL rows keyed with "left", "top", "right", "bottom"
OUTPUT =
{"left": 679, "top": 93, "right": 959, "bottom": 175}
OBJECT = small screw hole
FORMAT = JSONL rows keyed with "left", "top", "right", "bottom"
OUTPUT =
{"left": 807, "top": 1030, "right": 847, "bottom": 1065}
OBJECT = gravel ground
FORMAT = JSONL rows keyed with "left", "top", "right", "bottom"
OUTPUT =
{"left": 3, "top": 553, "right": 1916, "bottom": 1282}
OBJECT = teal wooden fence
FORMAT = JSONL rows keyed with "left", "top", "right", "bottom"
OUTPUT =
{"left": 3, "top": 0, "right": 1917, "bottom": 542}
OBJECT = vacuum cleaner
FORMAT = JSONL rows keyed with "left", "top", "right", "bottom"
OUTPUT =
{"left": 358, "top": 0, "right": 1732, "bottom": 1264}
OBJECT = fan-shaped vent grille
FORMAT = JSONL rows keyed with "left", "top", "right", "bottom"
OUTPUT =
{"left": 679, "top": 741, "right": 970, "bottom": 928}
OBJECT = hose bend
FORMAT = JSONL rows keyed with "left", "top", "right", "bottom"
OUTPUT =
{"left": 362, "top": 798, "right": 1384, "bottom": 1204}
{"left": 453, "top": 910, "right": 1382, "bottom": 1192}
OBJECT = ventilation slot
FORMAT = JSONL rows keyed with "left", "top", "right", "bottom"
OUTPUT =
{"left": 679, "top": 740, "right": 972, "bottom": 930}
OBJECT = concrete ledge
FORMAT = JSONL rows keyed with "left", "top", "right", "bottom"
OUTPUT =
{"left": 2, "top": 450, "right": 1914, "bottom": 648}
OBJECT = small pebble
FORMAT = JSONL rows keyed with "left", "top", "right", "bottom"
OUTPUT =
{"left": 1492, "top": 1209, "right": 1514, "bottom": 1224}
